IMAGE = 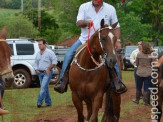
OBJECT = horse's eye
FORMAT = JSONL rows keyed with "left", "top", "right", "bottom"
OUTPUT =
{"left": 101, "top": 37, "right": 106, "bottom": 42}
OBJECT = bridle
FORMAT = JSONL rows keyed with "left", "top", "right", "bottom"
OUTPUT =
{"left": 72, "top": 25, "right": 115, "bottom": 71}
{"left": 87, "top": 23, "right": 115, "bottom": 66}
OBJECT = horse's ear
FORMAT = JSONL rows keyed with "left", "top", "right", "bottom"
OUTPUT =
{"left": 111, "top": 22, "right": 118, "bottom": 29}
{"left": 100, "top": 19, "right": 105, "bottom": 28}
{"left": 0, "top": 27, "right": 7, "bottom": 39}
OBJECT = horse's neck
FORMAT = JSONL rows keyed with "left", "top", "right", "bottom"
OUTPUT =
{"left": 78, "top": 47, "right": 100, "bottom": 69}
{"left": 77, "top": 32, "right": 101, "bottom": 68}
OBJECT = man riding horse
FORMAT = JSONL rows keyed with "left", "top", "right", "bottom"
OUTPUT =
{"left": 54, "top": 0, "right": 127, "bottom": 94}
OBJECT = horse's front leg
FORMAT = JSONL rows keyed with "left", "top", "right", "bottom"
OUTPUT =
{"left": 91, "top": 92, "right": 104, "bottom": 122}
{"left": 85, "top": 99, "right": 92, "bottom": 121}
{"left": 72, "top": 91, "right": 84, "bottom": 122}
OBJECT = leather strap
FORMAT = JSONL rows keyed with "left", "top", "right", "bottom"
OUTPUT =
{"left": 0, "top": 39, "right": 6, "bottom": 42}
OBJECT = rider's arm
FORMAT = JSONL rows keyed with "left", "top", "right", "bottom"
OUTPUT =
{"left": 76, "top": 4, "right": 92, "bottom": 28}
{"left": 114, "top": 28, "right": 120, "bottom": 40}
{"left": 114, "top": 28, "right": 121, "bottom": 51}
{"left": 77, "top": 20, "right": 89, "bottom": 28}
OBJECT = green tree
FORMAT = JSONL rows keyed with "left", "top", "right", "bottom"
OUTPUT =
{"left": 3, "top": 15, "right": 39, "bottom": 38}
{"left": 117, "top": 10, "right": 151, "bottom": 43}
{"left": 24, "top": 9, "right": 59, "bottom": 44}
{"left": 142, "top": 0, "right": 163, "bottom": 45}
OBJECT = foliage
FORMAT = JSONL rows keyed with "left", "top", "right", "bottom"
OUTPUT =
{"left": 4, "top": 15, "right": 39, "bottom": 38}
{"left": 0, "top": 9, "right": 39, "bottom": 38}
{"left": 142, "top": 0, "right": 163, "bottom": 45}
{"left": 117, "top": 11, "right": 151, "bottom": 44}
{"left": 23, "top": 9, "right": 59, "bottom": 44}
{"left": 1, "top": 0, "right": 163, "bottom": 45}
{"left": 0, "top": 0, "right": 21, "bottom": 9}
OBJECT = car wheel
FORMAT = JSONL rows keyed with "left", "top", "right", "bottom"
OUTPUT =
{"left": 13, "top": 69, "right": 31, "bottom": 89}
{"left": 50, "top": 66, "right": 61, "bottom": 84}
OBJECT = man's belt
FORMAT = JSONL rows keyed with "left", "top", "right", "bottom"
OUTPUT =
{"left": 38, "top": 70, "right": 46, "bottom": 73}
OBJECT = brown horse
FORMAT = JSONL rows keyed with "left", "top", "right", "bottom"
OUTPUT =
{"left": 69, "top": 19, "right": 118, "bottom": 122}
{"left": 155, "top": 56, "right": 163, "bottom": 122}
{"left": 0, "top": 27, "right": 14, "bottom": 88}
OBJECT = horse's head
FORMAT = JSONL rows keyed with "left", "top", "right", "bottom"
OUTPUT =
{"left": 0, "top": 27, "right": 14, "bottom": 88}
{"left": 95, "top": 19, "right": 118, "bottom": 68}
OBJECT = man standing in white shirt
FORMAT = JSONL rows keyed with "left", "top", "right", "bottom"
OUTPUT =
{"left": 130, "top": 40, "right": 143, "bottom": 103}
{"left": 54, "top": 0, "right": 125, "bottom": 93}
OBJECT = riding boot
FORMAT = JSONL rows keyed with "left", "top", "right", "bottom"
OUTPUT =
{"left": 132, "top": 91, "right": 141, "bottom": 104}
{"left": 109, "top": 68, "right": 127, "bottom": 94}
{"left": 54, "top": 68, "right": 69, "bottom": 94}
{"left": 0, "top": 108, "right": 9, "bottom": 115}
{"left": 143, "top": 92, "right": 150, "bottom": 105}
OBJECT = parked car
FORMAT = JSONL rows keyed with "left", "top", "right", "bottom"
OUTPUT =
{"left": 123, "top": 46, "right": 138, "bottom": 70}
{"left": 154, "top": 46, "right": 163, "bottom": 58}
{"left": 7, "top": 38, "right": 61, "bottom": 89}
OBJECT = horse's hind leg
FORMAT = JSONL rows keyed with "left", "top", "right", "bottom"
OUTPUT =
{"left": 72, "top": 92, "right": 84, "bottom": 122}
{"left": 85, "top": 99, "right": 92, "bottom": 121}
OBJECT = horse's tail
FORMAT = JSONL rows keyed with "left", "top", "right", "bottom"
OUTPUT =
{"left": 102, "top": 89, "right": 121, "bottom": 122}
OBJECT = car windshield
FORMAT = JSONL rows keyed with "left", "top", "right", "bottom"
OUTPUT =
{"left": 125, "top": 46, "right": 138, "bottom": 56}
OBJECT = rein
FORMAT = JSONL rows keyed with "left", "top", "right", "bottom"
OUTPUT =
{"left": 87, "top": 22, "right": 114, "bottom": 66}
{"left": 87, "top": 22, "right": 102, "bottom": 66}
{"left": 72, "top": 44, "right": 106, "bottom": 72}
{"left": 73, "top": 23, "right": 115, "bottom": 71}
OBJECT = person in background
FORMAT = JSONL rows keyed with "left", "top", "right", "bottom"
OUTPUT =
{"left": 134, "top": 42, "right": 153, "bottom": 105}
{"left": 130, "top": 41, "right": 143, "bottom": 102}
{"left": 0, "top": 79, "right": 9, "bottom": 114}
{"left": 34, "top": 39, "right": 57, "bottom": 108}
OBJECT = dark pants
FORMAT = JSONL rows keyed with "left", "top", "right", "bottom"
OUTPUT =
{"left": 134, "top": 67, "right": 137, "bottom": 86}
{"left": 136, "top": 75, "right": 152, "bottom": 92}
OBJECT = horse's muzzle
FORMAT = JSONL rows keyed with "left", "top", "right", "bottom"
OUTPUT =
{"left": 2, "top": 72, "right": 14, "bottom": 88}
{"left": 105, "top": 56, "right": 117, "bottom": 68}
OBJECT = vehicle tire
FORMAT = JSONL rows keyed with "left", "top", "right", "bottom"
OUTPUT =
{"left": 50, "top": 66, "right": 61, "bottom": 84}
{"left": 13, "top": 69, "right": 31, "bottom": 89}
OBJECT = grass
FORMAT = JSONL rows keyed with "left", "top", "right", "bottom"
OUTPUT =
{"left": 0, "top": 9, "right": 19, "bottom": 28}
{"left": 3, "top": 86, "right": 72, "bottom": 122}
{"left": 2, "top": 70, "right": 135, "bottom": 122}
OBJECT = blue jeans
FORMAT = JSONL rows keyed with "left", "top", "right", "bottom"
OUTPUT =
{"left": 37, "top": 70, "right": 53, "bottom": 105}
{"left": 134, "top": 68, "right": 143, "bottom": 96}
{"left": 60, "top": 39, "right": 82, "bottom": 79}
{"left": 111, "top": 64, "right": 122, "bottom": 87}
{"left": 136, "top": 75, "right": 152, "bottom": 92}
{"left": 115, "top": 64, "right": 121, "bottom": 79}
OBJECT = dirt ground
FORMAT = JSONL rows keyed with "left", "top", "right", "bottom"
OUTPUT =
{"left": 31, "top": 81, "right": 163, "bottom": 122}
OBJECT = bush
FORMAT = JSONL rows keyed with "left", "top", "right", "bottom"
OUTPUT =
{"left": 3, "top": 15, "right": 39, "bottom": 38}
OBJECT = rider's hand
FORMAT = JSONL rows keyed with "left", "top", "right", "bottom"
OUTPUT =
{"left": 115, "top": 40, "right": 121, "bottom": 52}
{"left": 86, "top": 20, "right": 93, "bottom": 28}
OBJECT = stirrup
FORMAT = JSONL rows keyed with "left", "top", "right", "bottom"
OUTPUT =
{"left": 54, "top": 80, "right": 68, "bottom": 94}
{"left": 112, "top": 82, "right": 127, "bottom": 95}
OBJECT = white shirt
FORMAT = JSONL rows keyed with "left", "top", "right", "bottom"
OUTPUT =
{"left": 77, "top": 1, "right": 120, "bottom": 44}
{"left": 34, "top": 48, "right": 57, "bottom": 70}
{"left": 130, "top": 48, "right": 140, "bottom": 67}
